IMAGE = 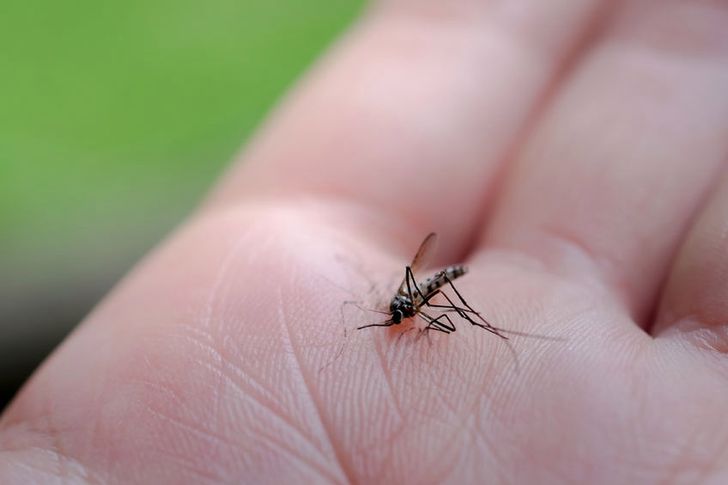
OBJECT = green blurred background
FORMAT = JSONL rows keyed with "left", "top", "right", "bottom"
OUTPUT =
{"left": 1, "top": 0, "right": 363, "bottom": 409}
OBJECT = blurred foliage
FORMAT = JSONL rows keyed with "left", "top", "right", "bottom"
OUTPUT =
{"left": 0, "top": 0, "right": 363, "bottom": 408}
{"left": 0, "top": 0, "right": 362, "bottom": 260}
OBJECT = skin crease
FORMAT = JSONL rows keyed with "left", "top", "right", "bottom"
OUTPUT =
{"left": 2, "top": 0, "right": 728, "bottom": 483}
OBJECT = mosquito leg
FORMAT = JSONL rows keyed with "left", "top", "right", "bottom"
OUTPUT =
{"left": 415, "top": 278, "right": 481, "bottom": 320}
{"left": 429, "top": 287, "right": 563, "bottom": 341}
{"left": 405, "top": 266, "right": 425, "bottom": 303}
{"left": 404, "top": 267, "right": 493, "bottom": 337}
{"left": 419, "top": 315, "right": 450, "bottom": 334}
{"left": 409, "top": 266, "right": 452, "bottom": 311}
{"left": 358, "top": 321, "right": 395, "bottom": 330}
{"left": 445, "top": 278, "right": 485, "bottom": 317}
{"left": 419, "top": 289, "right": 487, "bottom": 331}
{"left": 342, "top": 300, "right": 390, "bottom": 336}
{"left": 427, "top": 280, "right": 521, "bottom": 370}
{"left": 430, "top": 304, "right": 481, "bottom": 315}
{"left": 405, "top": 269, "right": 474, "bottom": 334}
{"left": 418, "top": 314, "right": 449, "bottom": 334}
{"left": 422, "top": 290, "right": 479, "bottom": 316}
{"left": 404, "top": 266, "right": 449, "bottom": 336}
{"left": 431, "top": 286, "right": 519, "bottom": 369}
{"left": 405, "top": 268, "right": 468, "bottom": 320}
{"left": 420, "top": 310, "right": 455, "bottom": 334}
{"left": 421, "top": 322, "right": 449, "bottom": 334}
{"left": 422, "top": 281, "right": 510, "bottom": 340}
{"left": 441, "top": 275, "right": 502, "bottom": 330}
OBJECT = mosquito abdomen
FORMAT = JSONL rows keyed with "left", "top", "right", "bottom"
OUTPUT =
{"left": 446, "top": 265, "right": 467, "bottom": 280}
{"left": 419, "top": 265, "right": 468, "bottom": 295}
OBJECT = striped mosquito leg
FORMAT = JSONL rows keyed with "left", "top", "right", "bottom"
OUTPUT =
{"left": 423, "top": 290, "right": 481, "bottom": 316}
{"left": 419, "top": 310, "right": 455, "bottom": 334}
{"left": 425, "top": 290, "right": 492, "bottom": 333}
{"left": 406, "top": 265, "right": 430, "bottom": 304}
{"left": 441, "top": 275, "right": 508, "bottom": 339}
{"left": 358, "top": 320, "right": 395, "bottom": 330}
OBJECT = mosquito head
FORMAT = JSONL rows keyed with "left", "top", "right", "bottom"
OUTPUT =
{"left": 389, "top": 295, "right": 413, "bottom": 324}
{"left": 390, "top": 309, "right": 404, "bottom": 324}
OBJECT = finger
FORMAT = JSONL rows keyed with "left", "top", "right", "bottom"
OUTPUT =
{"left": 654, "top": 169, "right": 728, "bottom": 349}
{"left": 210, "top": 0, "right": 610, "bottom": 256}
{"left": 482, "top": 0, "right": 728, "bottom": 322}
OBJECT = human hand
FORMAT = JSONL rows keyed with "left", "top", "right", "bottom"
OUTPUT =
{"left": 3, "top": 1, "right": 728, "bottom": 483}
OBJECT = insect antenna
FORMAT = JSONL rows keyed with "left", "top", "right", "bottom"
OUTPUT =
{"left": 321, "top": 299, "right": 389, "bottom": 373}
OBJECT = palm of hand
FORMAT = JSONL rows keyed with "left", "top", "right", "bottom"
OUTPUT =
{"left": 3, "top": 1, "right": 728, "bottom": 483}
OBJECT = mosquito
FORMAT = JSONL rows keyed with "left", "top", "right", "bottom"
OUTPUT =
{"left": 357, "top": 232, "right": 508, "bottom": 339}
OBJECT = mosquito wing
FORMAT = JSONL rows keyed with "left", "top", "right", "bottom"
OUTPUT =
{"left": 410, "top": 232, "right": 438, "bottom": 273}
{"left": 397, "top": 232, "right": 438, "bottom": 295}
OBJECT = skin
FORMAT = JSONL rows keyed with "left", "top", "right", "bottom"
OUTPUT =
{"left": 2, "top": 0, "right": 728, "bottom": 483}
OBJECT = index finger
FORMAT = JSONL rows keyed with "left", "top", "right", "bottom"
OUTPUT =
{"left": 210, "top": 0, "right": 610, "bottom": 259}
